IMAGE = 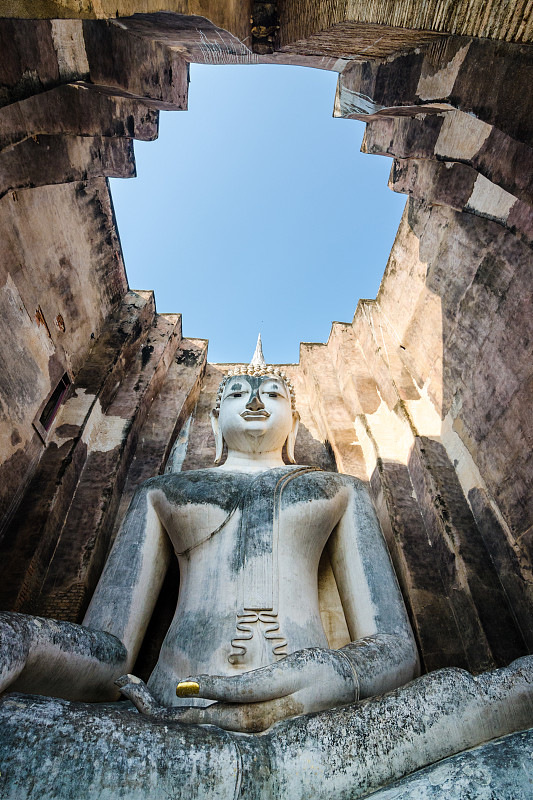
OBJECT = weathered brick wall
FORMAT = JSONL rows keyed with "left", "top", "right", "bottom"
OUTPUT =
{"left": 0, "top": 179, "right": 128, "bottom": 535}
{"left": 277, "top": 0, "right": 533, "bottom": 48}
{"left": 0, "top": 288, "right": 207, "bottom": 622}
{"left": 295, "top": 197, "right": 532, "bottom": 672}
{"left": 0, "top": 16, "right": 191, "bottom": 613}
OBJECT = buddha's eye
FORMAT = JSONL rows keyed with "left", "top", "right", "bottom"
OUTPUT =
{"left": 267, "top": 392, "right": 278, "bottom": 398}
{"left": 232, "top": 393, "right": 243, "bottom": 398}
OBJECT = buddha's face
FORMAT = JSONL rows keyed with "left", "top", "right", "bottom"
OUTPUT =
{"left": 218, "top": 375, "right": 294, "bottom": 454}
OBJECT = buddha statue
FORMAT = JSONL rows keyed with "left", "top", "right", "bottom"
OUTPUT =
{"left": 1, "top": 341, "right": 533, "bottom": 799}
{"left": 0, "top": 340, "right": 419, "bottom": 730}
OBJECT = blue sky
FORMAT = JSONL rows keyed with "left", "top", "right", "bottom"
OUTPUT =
{"left": 110, "top": 63, "right": 405, "bottom": 364}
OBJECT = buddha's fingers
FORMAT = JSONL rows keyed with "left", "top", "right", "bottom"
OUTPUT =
{"left": 179, "top": 657, "right": 305, "bottom": 704}
{"left": 176, "top": 696, "right": 304, "bottom": 733}
{"left": 179, "top": 648, "right": 357, "bottom": 706}
{"left": 116, "top": 674, "right": 163, "bottom": 715}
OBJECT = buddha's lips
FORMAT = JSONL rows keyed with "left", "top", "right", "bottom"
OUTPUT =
{"left": 240, "top": 410, "right": 270, "bottom": 419}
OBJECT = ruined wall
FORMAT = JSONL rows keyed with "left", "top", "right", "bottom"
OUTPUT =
{"left": 0, "top": 16, "right": 195, "bottom": 621}
{"left": 0, "top": 179, "right": 127, "bottom": 534}
{"left": 0, "top": 15, "right": 189, "bottom": 543}
{"left": 0, "top": 284, "right": 207, "bottom": 622}
{"left": 306, "top": 36, "right": 533, "bottom": 673}
{"left": 277, "top": 0, "right": 532, "bottom": 49}
{"left": 297, "top": 200, "right": 532, "bottom": 674}
{"left": 0, "top": 8, "right": 531, "bottom": 679}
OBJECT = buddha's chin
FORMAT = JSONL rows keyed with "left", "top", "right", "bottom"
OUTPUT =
{"left": 245, "top": 427, "right": 268, "bottom": 441}
{"left": 241, "top": 431, "right": 281, "bottom": 452}
{"left": 241, "top": 421, "right": 268, "bottom": 438}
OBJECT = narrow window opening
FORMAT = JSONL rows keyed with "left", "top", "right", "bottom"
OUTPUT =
{"left": 39, "top": 374, "right": 71, "bottom": 431}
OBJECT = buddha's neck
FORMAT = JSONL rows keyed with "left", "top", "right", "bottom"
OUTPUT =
{"left": 219, "top": 449, "right": 286, "bottom": 472}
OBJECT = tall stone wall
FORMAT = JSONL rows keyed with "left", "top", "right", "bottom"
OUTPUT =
{"left": 0, "top": 282, "right": 207, "bottom": 622}
{"left": 0, "top": 7, "right": 531, "bottom": 679}
{"left": 296, "top": 199, "right": 532, "bottom": 673}
{"left": 0, "top": 15, "right": 193, "bottom": 620}
{"left": 0, "top": 179, "right": 127, "bottom": 536}
{"left": 317, "top": 35, "right": 533, "bottom": 672}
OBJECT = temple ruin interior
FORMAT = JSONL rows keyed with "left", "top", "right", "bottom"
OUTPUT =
{"left": 0, "top": 1, "right": 532, "bottom": 797}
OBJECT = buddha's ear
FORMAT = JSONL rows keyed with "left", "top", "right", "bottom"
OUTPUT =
{"left": 285, "top": 411, "right": 300, "bottom": 464}
{"left": 210, "top": 410, "right": 224, "bottom": 464}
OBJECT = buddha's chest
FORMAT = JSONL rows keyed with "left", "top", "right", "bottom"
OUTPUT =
{"left": 152, "top": 469, "right": 347, "bottom": 562}
{"left": 151, "top": 469, "right": 348, "bottom": 668}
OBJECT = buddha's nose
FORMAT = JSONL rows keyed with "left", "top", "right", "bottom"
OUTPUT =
{"left": 246, "top": 391, "right": 265, "bottom": 411}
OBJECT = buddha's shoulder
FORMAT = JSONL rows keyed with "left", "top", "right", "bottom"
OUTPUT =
{"left": 139, "top": 467, "right": 367, "bottom": 507}
{"left": 139, "top": 469, "right": 252, "bottom": 509}
{"left": 286, "top": 472, "right": 373, "bottom": 517}
{"left": 281, "top": 468, "right": 367, "bottom": 500}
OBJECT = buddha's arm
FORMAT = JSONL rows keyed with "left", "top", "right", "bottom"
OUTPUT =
{"left": 1, "top": 482, "right": 171, "bottom": 701}
{"left": 0, "top": 612, "right": 127, "bottom": 700}
{"left": 327, "top": 478, "right": 420, "bottom": 698}
{"left": 83, "top": 480, "right": 172, "bottom": 667}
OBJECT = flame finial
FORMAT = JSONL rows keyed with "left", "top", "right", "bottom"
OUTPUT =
{"left": 249, "top": 333, "right": 266, "bottom": 369}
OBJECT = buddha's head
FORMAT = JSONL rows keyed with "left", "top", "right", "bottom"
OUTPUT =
{"left": 210, "top": 339, "right": 299, "bottom": 465}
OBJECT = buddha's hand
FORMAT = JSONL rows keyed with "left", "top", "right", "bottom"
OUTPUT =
{"left": 175, "top": 647, "right": 358, "bottom": 733}
{"left": 115, "top": 675, "right": 169, "bottom": 717}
